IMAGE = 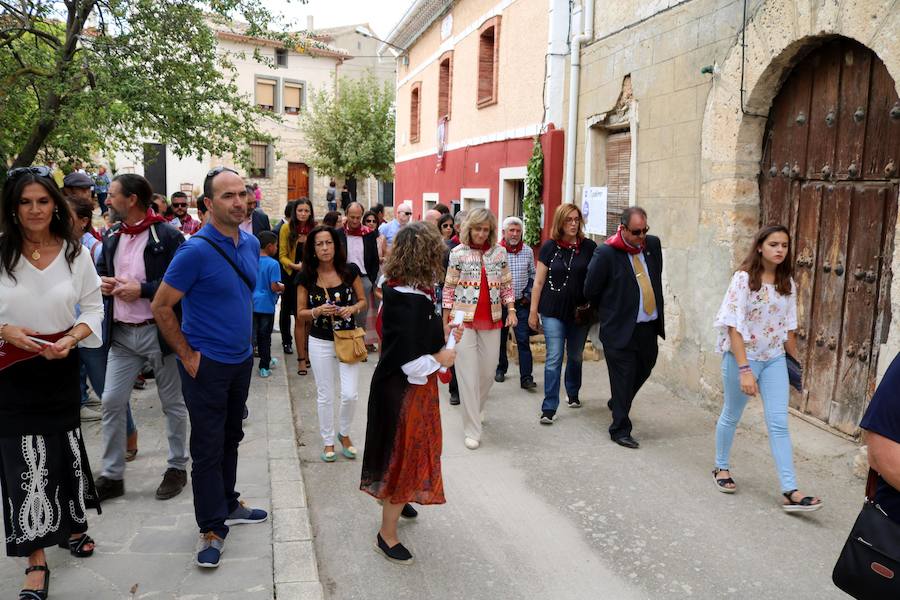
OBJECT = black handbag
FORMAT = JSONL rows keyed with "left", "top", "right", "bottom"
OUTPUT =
{"left": 786, "top": 353, "right": 803, "bottom": 392}
{"left": 832, "top": 469, "right": 900, "bottom": 598}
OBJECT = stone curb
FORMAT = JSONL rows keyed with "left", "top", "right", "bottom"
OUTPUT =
{"left": 267, "top": 350, "right": 324, "bottom": 600}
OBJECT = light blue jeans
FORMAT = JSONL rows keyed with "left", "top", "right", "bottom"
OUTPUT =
{"left": 715, "top": 352, "right": 797, "bottom": 493}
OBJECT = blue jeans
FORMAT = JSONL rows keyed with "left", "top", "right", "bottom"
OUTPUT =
{"left": 715, "top": 352, "right": 797, "bottom": 492}
{"left": 497, "top": 304, "right": 533, "bottom": 381}
{"left": 179, "top": 355, "right": 252, "bottom": 539}
{"left": 541, "top": 316, "right": 589, "bottom": 413}
{"left": 80, "top": 345, "right": 136, "bottom": 436}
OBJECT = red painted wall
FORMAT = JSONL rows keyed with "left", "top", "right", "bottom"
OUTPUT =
{"left": 394, "top": 128, "right": 564, "bottom": 241}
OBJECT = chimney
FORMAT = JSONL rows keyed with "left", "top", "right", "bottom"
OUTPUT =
{"left": 307, "top": 16, "right": 314, "bottom": 32}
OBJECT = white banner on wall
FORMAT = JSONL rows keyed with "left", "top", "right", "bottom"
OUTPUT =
{"left": 581, "top": 186, "right": 608, "bottom": 236}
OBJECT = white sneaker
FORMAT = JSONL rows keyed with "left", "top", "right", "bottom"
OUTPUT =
{"left": 464, "top": 437, "right": 480, "bottom": 450}
{"left": 80, "top": 405, "right": 101, "bottom": 422}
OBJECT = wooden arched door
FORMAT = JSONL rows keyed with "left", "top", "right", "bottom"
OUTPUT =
{"left": 759, "top": 37, "right": 900, "bottom": 435}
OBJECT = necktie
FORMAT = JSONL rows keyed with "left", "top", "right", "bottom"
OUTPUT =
{"left": 632, "top": 254, "right": 656, "bottom": 316}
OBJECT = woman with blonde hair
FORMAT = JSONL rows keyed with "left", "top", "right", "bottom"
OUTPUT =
{"left": 442, "top": 208, "right": 515, "bottom": 449}
{"left": 361, "top": 222, "right": 461, "bottom": 564}
{"left": 528, "top": 203, "right": 597, "bottom": 424}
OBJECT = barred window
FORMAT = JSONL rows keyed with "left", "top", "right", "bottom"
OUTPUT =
{"left": 249, "top": 143, "right": 269, "bottom": 178}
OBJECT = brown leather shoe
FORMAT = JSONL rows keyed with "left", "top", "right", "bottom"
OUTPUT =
{"left": 155, "top": 468, "right": 187, "bottom": 500}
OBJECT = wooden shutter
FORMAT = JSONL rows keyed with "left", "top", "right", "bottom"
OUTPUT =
{"left": 438, "top": 52, "right": 453, "bottom": 120}
{"left": 605, "top": 131, "right": 631, "bottom": 235}
{"left": 284, "top": 83, "right": 302, "bottom": 114}
{"left": 256, "top": 79, "right": 276, "bottom": 111}
{"left": 410, "top": 83, "right": 421, "bottom": 143}
{"left": 477, "top": 17, "right": 500, "bottom": 107}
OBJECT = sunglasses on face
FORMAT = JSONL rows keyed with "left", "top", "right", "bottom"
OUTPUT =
{"left": 365, "top": 219, "right": 376, "bottom": 225}
{"left": 7, "top": 166, "right": 52, "bottom": 182}
{"left": 399, "top": 211, "right": 412, "bottom": 216}
{"left": 441, "top": 223, "right": 453, "bottom": 229}
{"left": 627, "top": 227, "right": 649, "bottom": 236}
{"left": 172, "top": 202, "right": 188, "bottom": 208}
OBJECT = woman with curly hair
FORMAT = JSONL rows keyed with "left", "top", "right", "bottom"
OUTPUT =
{"left": 360, "top": 222, "right": 462, "bottom": 565}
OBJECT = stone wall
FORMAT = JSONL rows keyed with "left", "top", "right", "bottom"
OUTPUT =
{"left": 572, "top": 0, "right": 900, "bottom": 412}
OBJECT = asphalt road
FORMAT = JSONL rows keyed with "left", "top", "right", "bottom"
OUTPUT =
{"left": 290, "top": 352, "right": 862, "bottom": 600}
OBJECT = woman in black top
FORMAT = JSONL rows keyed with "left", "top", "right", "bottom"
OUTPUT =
{"left": 296, "top": 227, "right": 367, "bottom": 462}
{"left": 528, "top": 204, "right": 597, "bottom": 424}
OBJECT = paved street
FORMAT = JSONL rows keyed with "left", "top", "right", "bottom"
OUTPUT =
{"left": 292, "top": 351, "right": 864, "bottom": 600}
{"left": 0, "top": 364, "right": 287, "bottom": 599}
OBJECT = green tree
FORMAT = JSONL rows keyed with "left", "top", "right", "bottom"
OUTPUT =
{"left": 0, "top": 0, "right": 312, "bottom": 170}
{"left": 301, "top": 72, "right": 395, "bottom": 181}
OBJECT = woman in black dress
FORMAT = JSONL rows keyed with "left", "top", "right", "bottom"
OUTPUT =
{"left": 360, "top": 222, "right": 462, "bottom": 565}
{"left": 0, "top": 167, "right": 103, "bottom": 599}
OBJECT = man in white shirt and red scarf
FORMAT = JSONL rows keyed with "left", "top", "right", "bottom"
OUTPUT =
{"left": 336, "top": 202, "right": 381, "bottom": 350}
{"left": 495, "top": 216, "right": 537, "bottom": 389}
{"left": 95, "top": 174, "right": 190, "bottom": 499}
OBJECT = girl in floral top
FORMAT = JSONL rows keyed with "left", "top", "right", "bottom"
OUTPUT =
{"left": 712, "top": 225, "right": 822, "bottom": 512}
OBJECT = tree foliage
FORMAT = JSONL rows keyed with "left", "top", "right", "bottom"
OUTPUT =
{"left": 301, "top": 72, "right": 395, "bottom": 181}
{"left": 523, "top": 136, "right": 544, "bottom": 246}
{"left": 0, "top": 0, "right": 311, "bottom": 171}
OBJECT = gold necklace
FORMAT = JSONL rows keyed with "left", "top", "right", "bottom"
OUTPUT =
{"left": 25, "top": 238, "right": 49, "bottom": 261}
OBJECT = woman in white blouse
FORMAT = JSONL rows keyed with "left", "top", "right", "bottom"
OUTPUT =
{"left": 712, "top": 224, "right": 822, "bottom": 512}
{"left": 0, "top": 167, "right": 104, "bottom": 599}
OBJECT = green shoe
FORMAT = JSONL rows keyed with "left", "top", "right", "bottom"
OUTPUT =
{"left": 320, "top": 451, "right": 337, "bottom": 462}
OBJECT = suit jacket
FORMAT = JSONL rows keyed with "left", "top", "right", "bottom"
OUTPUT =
{"left": 335, "top": 229, "right": 380, "bottom": 285}
{"left": 583, "top": 235, "right": 665, "bottom": 350}
{"left": 98, "top": 222, "right": 184, "bottom": 354}
{"left": 251, "top": 208, "right": 271, "bottom": 236}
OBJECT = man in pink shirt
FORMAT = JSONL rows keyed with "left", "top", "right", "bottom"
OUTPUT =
{"left": 95, "top": 174, "right": 190, "bottom": 501}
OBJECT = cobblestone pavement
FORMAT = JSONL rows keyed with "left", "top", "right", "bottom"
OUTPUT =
{"left": 291, "top": 352, "right": 864, "bottom": 600}
{"left": 0, "top": 348, "right": 319, "bottom": 600}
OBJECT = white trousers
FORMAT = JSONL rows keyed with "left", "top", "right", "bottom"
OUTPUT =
{"left": 308, "top": 336, "right": 359, "bottom": 446}
{"left": 455, "top": 327, "right": 501, "bottom": 441}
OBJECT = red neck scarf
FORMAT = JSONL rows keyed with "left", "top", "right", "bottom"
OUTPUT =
{"left": 88, "top": 227, "right": 102, "bottom": 242}
{"left": 294, "top": 221, "right": 314, "bottom": 236}
{"left": 117, "top": 209, "right": 166, "bottom": 237}
{"left": 450, "top": 234, "right": 460, "bottom": 245}
{"left": 474, "top": 241, "right": 492, "bottom": 252}
{"left": 557, "top": 237, "right": 582, "bottom": 254}
{"left": 604, "top": 226, "right": 643, "bottom": 255}
{"left": 501, "top": 238, "right": 523, "bottom": 254}
{"left": 344, "top": 224, "right": 372, "bottom": 237}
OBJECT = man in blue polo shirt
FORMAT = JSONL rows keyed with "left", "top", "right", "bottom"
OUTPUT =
{"left": 152, "top": 167, "right": 267, "bottom": 569}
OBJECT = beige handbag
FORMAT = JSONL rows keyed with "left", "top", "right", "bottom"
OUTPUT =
{"left": 333, "top": 327, "right": 367, "bottom": 364}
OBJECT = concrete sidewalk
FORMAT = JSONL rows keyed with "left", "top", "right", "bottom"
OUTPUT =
{"left": 0, "top": 351, "right": 318, "bottom": 599}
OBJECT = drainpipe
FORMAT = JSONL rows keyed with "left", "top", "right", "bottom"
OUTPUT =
{"left": 563, "top": 1, "right": 594, "bottom": 204}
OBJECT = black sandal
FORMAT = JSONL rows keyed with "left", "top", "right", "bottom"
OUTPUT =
{"left": 297, "top": 359, "right": 308, "bottom": 376}
{"left": 58, "top": 533, "right": 95, "bottom": 557}
{"left": 712, "top": 468, "right": 736, "bottom": 494}
{"left": 782, "top": 490, "right": 823, "bottom": 513}
{"left": 19, "top": 564, "right": 49, "bottom": 600}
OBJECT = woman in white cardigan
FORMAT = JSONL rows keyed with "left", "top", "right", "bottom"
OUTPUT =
{"left": 0, "top": 167, "right": 104, "bottom": 600}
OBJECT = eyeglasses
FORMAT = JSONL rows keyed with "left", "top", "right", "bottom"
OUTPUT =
{"left": 7, "top": 166, "right": 52, "bottom": 181}
{"left": 628, "top": 227, "right": 649, "bottom": 236}
{"left": 564, "top": 217, "right": 581, "bottom": 224}
{"left": 172, "top": 202, "right": 188, "bottom": 208}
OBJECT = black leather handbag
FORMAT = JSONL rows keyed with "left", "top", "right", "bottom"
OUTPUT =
{"left": 832, "top": 469, "right": 900, "bottom": 598}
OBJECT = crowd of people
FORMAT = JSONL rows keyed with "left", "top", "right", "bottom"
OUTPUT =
{"left": 3, "top": 162, "right": 898, "bottom": 594}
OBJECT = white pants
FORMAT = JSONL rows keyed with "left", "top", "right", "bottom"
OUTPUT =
{"left": 455, "top": 327, "right": 501, "bottom": 441}
{"left": 308, "top": 336, "right": 360, "bottom": 446}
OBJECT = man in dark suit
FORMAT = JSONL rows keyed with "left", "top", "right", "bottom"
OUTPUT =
{"left": 242, "top": 188, "right": 271, "bottom": 236}
{"left": 584, "top": 206, "right": 664, "bottom": 449}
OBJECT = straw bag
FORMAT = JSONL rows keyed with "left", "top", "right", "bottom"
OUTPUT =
{"left": 330, "top": 309, "right": 367, "bottom": 364}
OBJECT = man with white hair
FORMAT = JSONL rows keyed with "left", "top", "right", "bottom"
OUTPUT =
{"left": 378, "top": 201, "right": 413, "bottom": 251}
{"left": 496, "top": 216, "right": 537, "bottom": 389}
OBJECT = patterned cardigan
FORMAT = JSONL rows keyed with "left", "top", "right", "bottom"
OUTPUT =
{"left": 442, "top": 244, "right": 515, "bottom": 323}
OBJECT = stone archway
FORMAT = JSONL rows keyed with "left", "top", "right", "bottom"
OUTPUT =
{"left": 697, "top": 0, "right": 900, "bottom": 410}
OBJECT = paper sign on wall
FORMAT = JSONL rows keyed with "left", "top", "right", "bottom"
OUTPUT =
{"left": 581, "top": 187, "right": 608, "bottom": 236}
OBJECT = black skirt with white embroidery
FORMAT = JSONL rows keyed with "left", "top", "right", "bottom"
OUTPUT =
{"left": 0, "top": 428, "right": 101, "bottom": 557}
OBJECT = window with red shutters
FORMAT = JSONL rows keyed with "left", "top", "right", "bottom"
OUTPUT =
{"left": 477, "top": 17, "right": 500, "bottom": 108}
{"left": 410, "top": 82, "right": 421, "bottom": 144}
{"left": 438, "top": 51, "right": 453, "bottom": 120}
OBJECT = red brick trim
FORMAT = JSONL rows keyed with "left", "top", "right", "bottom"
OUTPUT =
{"left": 476, "top": 16, "right": 501, "bottom": 109}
